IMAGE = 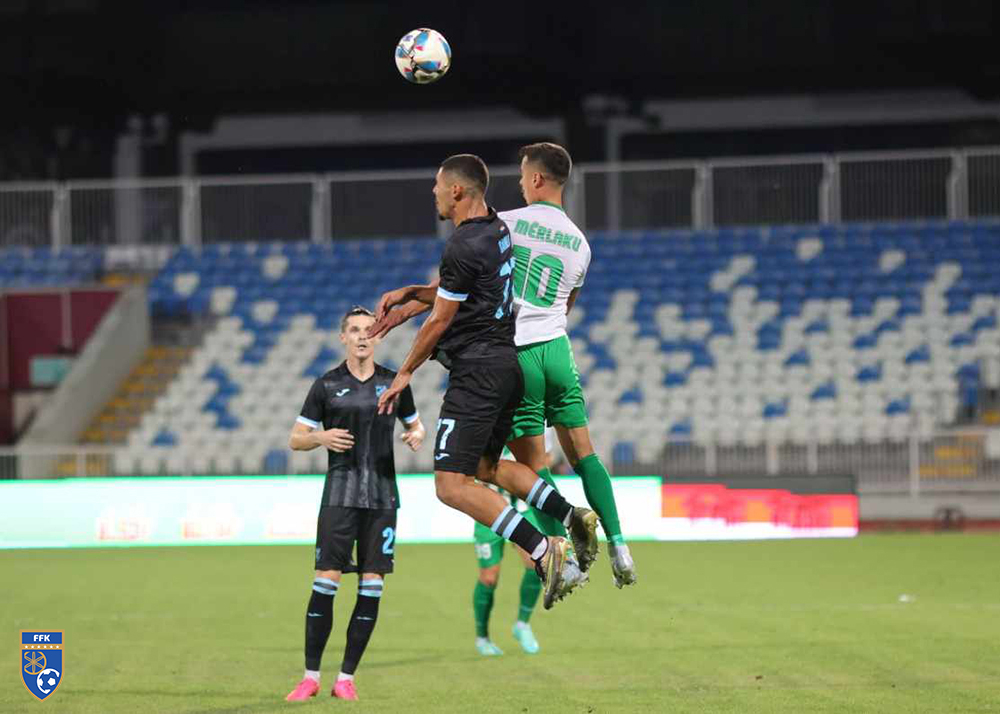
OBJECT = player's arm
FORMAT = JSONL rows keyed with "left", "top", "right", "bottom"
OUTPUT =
{"left": 566, "top": 246, "right": 590, "bottom": 316}
{"left": 289, "top": 422, "right": 356, "bottom": 453}
{"left": 566, "top": 287, "right": 581, "bottom": 315}
{"left": 400, "top": 416, "right": 426, "bottom": 451}
{"left": 375, "top": 278, "right": 441, "bottom": 319}
{"left": 289, "top": 380, "right": 354, "bottom": 451}
{"left": 377, "top": 295, "right": 460, "bottom": 414}
{"left": 368, "top": 298, "right": 432, "bottom": 340}
{"left": 396, "top": 385, "right": 425, "bottom": 451}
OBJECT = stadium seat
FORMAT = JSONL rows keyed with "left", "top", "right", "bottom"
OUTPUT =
{"left": 32, "top": 220, "right": 985, "bottom": 472}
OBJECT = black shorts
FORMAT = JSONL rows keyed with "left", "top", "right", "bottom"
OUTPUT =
{"left": 314, "top": 506, "right": 396, "bottom": 574}
{"left": 434, "top": 355, "right": 524, "bottom": 476}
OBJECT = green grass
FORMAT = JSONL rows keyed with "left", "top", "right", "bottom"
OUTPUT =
{"left": 3, "top": 535, "right": 1000, "bottom": 713}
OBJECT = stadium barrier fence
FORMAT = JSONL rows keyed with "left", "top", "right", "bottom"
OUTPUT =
{"left": 0, "top": 147, "right": 998, "bottom": 246}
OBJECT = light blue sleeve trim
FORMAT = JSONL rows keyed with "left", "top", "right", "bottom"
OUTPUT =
{"left": 437, "top": 286, "right": 469, "bottom": 302}
{"left": 297, "top": 416, "right": 321, "bottom": 429}
{"left": 402, "top": 411, "right": 420, "bottom": 425}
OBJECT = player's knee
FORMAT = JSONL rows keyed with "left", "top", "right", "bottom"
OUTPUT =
{"left": 434, "top": 472, "right": 462, "bottom": 506}
{"left": 527, "top": 455, "right": 547, "bottom": 473}
{"left": 477, "top": 457, "right": 499, "bottom": 483}
{"left": 560, "top": 426, "right": 595, "bottom": 465}
{"left": 507, "top": 436, "right": 546, "bottom": 473}
{"left": 478, "top": 567, "right": 500, "bottom": 587}
{"left": 359, "top": 574, "right": 384, "bottom": 596}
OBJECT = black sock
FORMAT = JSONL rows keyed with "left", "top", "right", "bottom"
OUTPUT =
{"left": 490, "top": 505, "right": 545, "bottom": 560}
{"left": 524, "top": 478, "right": 573, "bottom": 524}
{"left": 305, "top": 577, "right": 338, "bottom": 671}
{"left": 341, "top": 579, "right": 383, "bottom": 675}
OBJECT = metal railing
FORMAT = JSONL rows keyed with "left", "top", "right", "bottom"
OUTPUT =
{"left": 636, "top": 429, "right": 1000, "bottom": 495}
{"left": 3, "top": 429, "right": 998, "bottom": 495}
{"left": 1, "top": 147, "right": 999, "bottom": 247}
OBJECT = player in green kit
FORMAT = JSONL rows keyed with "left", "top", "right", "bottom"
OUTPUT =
{"left": 472, "top": 428, "right": 559, "bottom": 655}
{"left": 372, "top": 143, "right": 636, "bottom": 587}
{"left": 498, "top": 142, "right": 636, "bottom": 587}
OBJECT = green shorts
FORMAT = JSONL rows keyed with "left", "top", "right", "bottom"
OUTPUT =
{"left": 510, "top": 335, "right": 589, "bottom": 440}
{"left": 473, "top": 505, "right": 542, "bottom": 569}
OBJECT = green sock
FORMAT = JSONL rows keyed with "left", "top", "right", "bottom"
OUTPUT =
{"left": 575, "top": 453, "right": 624, "bottom": 544}
{"left": 530, "top": 467, "right": 568, "bottom": 537}
{"left": 517, "top": 568, "right": 542, "bottom": 623}
{"left": 473, "top": 581, "right": 495, "bottom": 638}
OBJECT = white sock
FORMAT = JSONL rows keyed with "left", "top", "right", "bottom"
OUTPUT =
{"left": 476, "top": 636, "right": 491, "bottom": 646}
{"left": 304, "top": 669, "right": 320, "bottom": 682}
{"left": 337, "top": 672, "right": 354, "bottom": 683}
{"left": 514, "top": 620, "right": 529, "bottom": 629}
{"left": 530, "top": 538, "right": 548, "bottom": 561}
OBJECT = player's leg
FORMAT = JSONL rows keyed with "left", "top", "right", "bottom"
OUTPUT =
{"left": 555, "top": 424, "right": 636, "bottom": 587}
{"left": 510, "top": 512, "right": 543, "bottom": 654}
{"left": 554, "top": 424, "right": 622, "bottom": 541}
{"left": 287, "top": 507, "right": 354, "bottom": 701}
{"left": 543, "top": 335, "right": 633, "bottom": 581}
{"left": 506, "top": 348, "right": 569, "bottom": 540}
{"left": 434, "top": 357, "right": 591, "bottom": 607}
{"left": 333, "top": 509, "right": 396, "bottom": 701}
{"left": 436, "top": 462, "right": 559, "bottom": 569}
{"left": 487, "top": 456, "right": 598, "bottom": 575}
{"left": 472, "top": 524, "right": 505, "bottom": 655}
{"left": 432, "top": 358, "right": 571, "bottom": 549}
{"left": 479, "top": 363, "right": 594, "bottom": 606}
{"left": 507, "top": 435, "right": 568, "bottom": 538}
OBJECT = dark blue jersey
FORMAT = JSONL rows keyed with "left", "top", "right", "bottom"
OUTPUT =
{"left": 434, "top": 208, "right": 517, "bottom": 365}
{"left": 298, "top": 362, "right": 418, "bottom": 509}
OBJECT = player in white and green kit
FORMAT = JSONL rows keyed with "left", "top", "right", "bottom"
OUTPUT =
{"left": 499, "top": 142, "right": 636, "bottom": 587}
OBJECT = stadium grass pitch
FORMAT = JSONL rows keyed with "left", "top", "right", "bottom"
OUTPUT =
{"left": 3, "top": 534, "right": 999, "bottom": 713}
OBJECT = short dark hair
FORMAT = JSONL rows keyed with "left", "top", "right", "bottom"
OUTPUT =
{"left": 340, "top": 305, "right": 374, "bottom": 333}
{"left": 440, "top": 154, "right": 489, "bottom": 195}
{"left": 518, "top": 142, "right": 572, "bottom": 185}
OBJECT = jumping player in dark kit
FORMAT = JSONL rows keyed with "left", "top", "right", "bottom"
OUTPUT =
{"left": 374, "top": 154, "right": 599, "bottom": 607}
{"left": 284, "top": 306, "right": 426, "bottom": 703}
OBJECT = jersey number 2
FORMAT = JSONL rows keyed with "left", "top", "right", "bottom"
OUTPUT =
{"left": 382, "top": 527, "right": 395, "bottom": 555}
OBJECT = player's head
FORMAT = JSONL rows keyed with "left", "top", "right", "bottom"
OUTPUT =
{"left": 435, "top": 154, "right": 489, "bottom": 220}
{"left": 340, "top": 305, "right": 378, "bottom": 358}
{"left": 517, "top": 142, "right": 572, "bottom": 204}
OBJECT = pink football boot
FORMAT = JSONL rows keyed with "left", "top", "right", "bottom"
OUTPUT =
{"left": 285, "top": 678, "right": 320, "bottom": 702}
{"left": 332, "top": 679, "right": 359, "bottom": 701}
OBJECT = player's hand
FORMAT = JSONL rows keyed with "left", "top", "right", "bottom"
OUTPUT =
{"left": 374, "top": 288, "right": 411, "bottom": 321}
{"left": 377, "top": 372, "right": 411, "bottom": 415}
{"left": 400, "top": 421, "right": 425, "bottom": 451}
{"left": 368, "top": 307, "right": 409, "bottom": 340}
{"left": 316, "top": 428, "right": 354, "bottom": 453}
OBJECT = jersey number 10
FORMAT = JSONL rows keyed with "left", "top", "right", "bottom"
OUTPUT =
{"left": 512, "top": 246, "right": 565, "bottom": 308}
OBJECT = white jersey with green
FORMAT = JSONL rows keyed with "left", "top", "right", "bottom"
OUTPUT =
{"left": 497, "top": 202, "right": 591, "bottom": 347}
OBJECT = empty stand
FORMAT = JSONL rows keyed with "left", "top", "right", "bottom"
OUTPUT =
{"left": 7, "top": 221, "right": 998, "bottom": 478}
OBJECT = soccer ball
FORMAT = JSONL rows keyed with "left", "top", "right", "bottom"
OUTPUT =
{"left": 394, "top": 28, "right": 451, "bottom": 84}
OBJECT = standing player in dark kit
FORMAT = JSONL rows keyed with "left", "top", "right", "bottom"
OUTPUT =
{"left": 375, "top": 154, "right": 598, "bottom": 607}
{"left": 284, "top": 306, "right": 425, "bottom": 703}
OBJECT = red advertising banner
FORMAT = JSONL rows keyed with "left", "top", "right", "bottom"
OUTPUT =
{"left": 660, "top": 484, "right": 858, "bottom": 539}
